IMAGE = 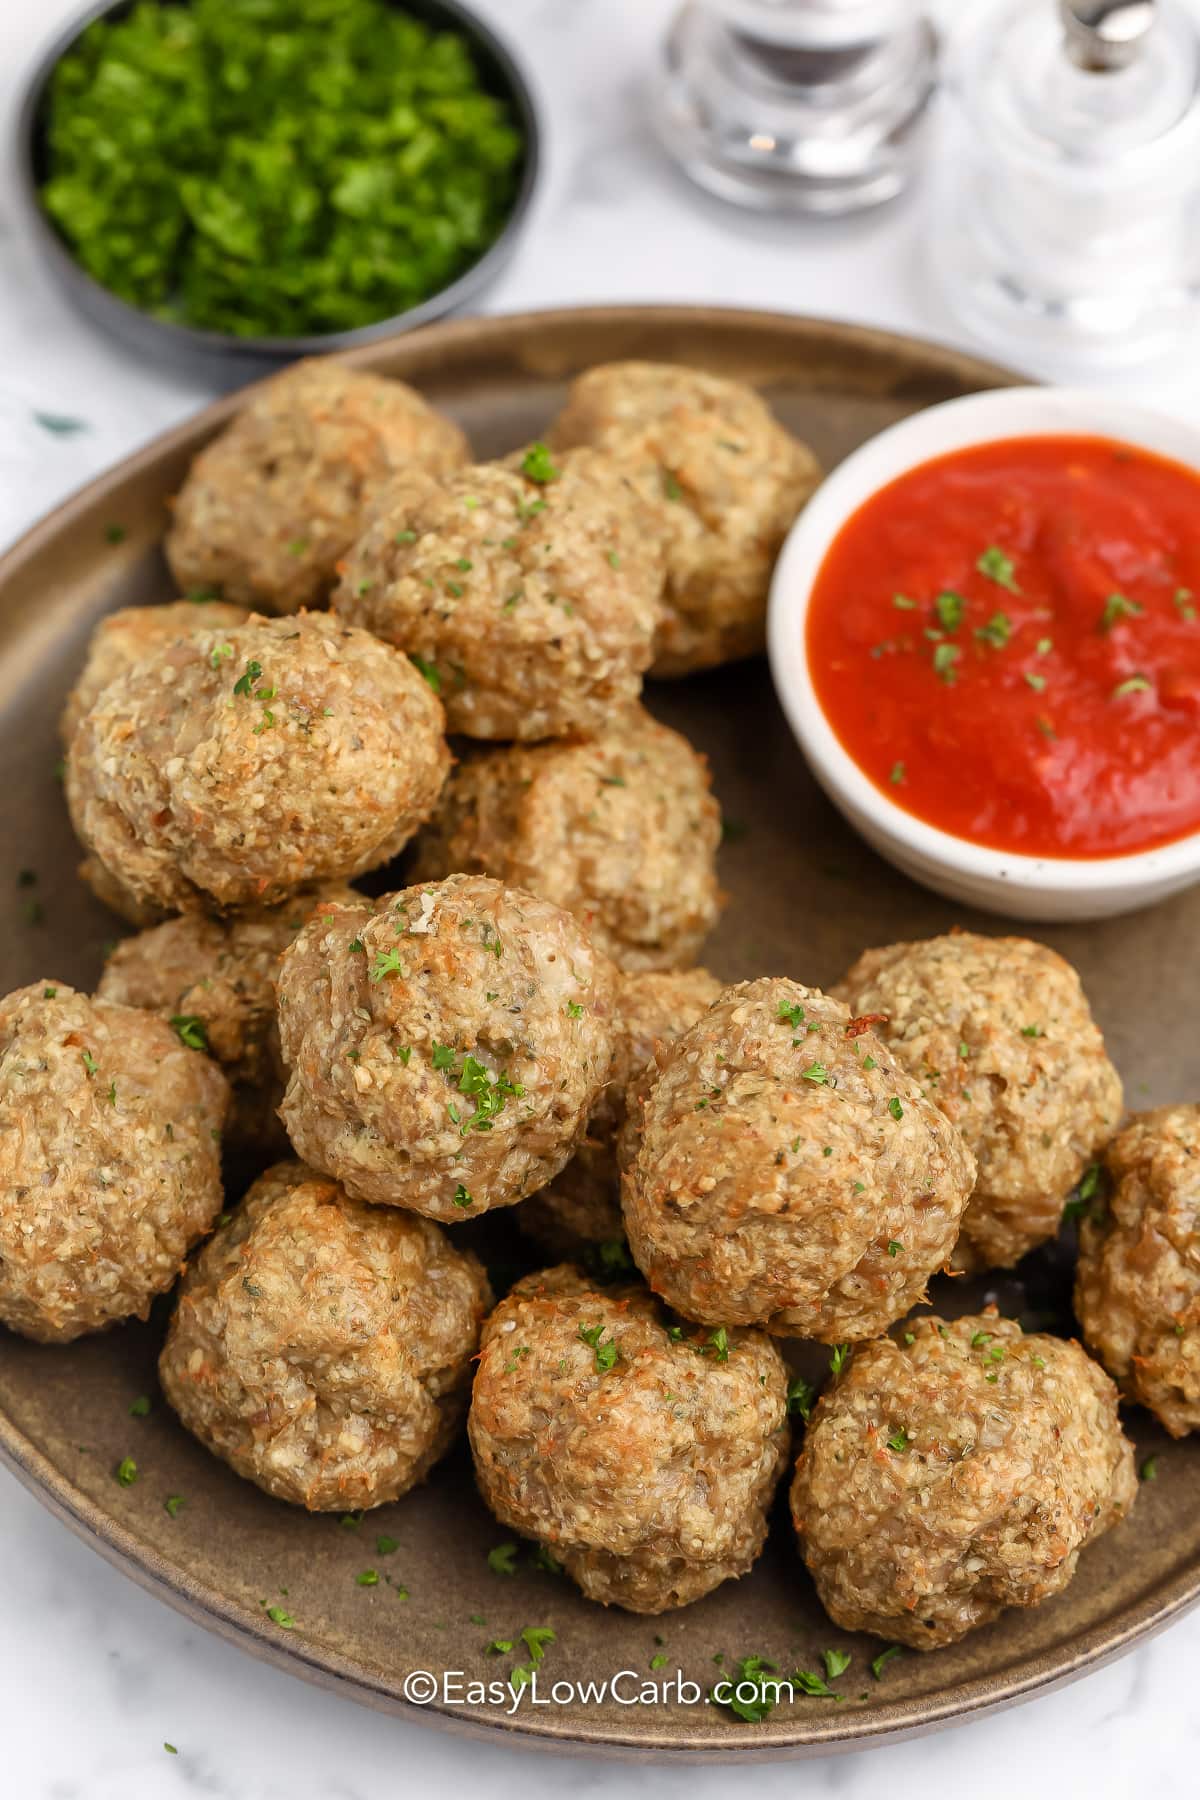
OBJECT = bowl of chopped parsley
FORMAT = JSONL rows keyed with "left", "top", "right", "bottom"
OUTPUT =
{"left": 16, "top": 0, "right": 537, "bottom": 380}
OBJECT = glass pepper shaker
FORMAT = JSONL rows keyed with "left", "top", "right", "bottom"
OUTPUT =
{"left": 930, "top": 0, "right": 1200, "bottom": 375}
{"left": 654, "top": 0, "right": 938, "bottom": 214}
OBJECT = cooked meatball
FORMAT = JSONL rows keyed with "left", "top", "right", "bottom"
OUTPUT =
{"left": 333, "top": 447, "right": 661, "bottom": 739}
{"left": 520, "top": 968, "right": 724, "bottom": 1261}
{"left": 0, "top": 982, "right": 228, "bottom": 1342}
{"left": 97, "top": 886, "right": 359, "bottom": 1158}
{"left": 547, "top": 361, "right": 820, "bottom": 675}
{"left": 276, "top": 875, "right": 617, "bottom": 1223}
{"left": 790, "top": 1310, "right": 1137, "bottom": 1648}
{"left": 412, "top": 708, "right": 721, "bottom": 971}
{"left": 164, "top": 360, "right": 468, "bottom": 615}
{"left": 619, "top": 978, "right": 976, "bottom": 1340}
{"left": 469, "top": 1263, "right": 789, "bottom": 1612}
{"left": 833, "top": 932, "right": 1123, "bottom": 1273}
{"left": 160, "top": 1161, "right": 491, "bottom": 1510}
{"left": 1075, "top": 1106, "right": 1200, "bottom": 1437}
{"left": 61, "top": 598, "right": 249, "bottom": 745}
{"left": 66, "top": 611, "right": 449, "bottom": 916}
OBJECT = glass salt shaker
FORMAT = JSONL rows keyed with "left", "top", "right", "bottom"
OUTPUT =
{"left": 654, "top": 0, "right": 938, "bottom": 214}
{"left": 930, "top": 0, "right": 1200, "bottom": 375}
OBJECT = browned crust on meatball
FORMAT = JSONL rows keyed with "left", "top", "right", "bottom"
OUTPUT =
{"left": 164, "top": 360, "right": 469, "bottom": 615}
{"left": 0, "top": 982, "right": 229, "bottom": 1342}
{"left": 833, "top": 931, "right": 1124, "bottom": 1273}
{"left": 276, "top": 875, "right": 617, "bottom": 1222}
{"left": 469, "top": 1263, "right": 790, "bottom": 1612}
{"left": 97, "top": 886, "right": 359, "bottom": 1158}
{"left": 61, "top": 599, "right": 250, "bottom": 746}
{"left": 159, "top": 1161, "right": 492, "bottom": 1510}
{"left": 411, "top": 708, "right": 722, "bottom": 971}
{"left": 66, "top": 611, "right": 449, "bottom": 916}
{"left": 790, "top": 1310, "right": 1137, "bottom": 1648}
{"left": 619, "top": 978, "right": 976, "bottom": 1341}
{"left": 520, "top": 968, "right": 724, "bottom": 1261}
{"left": 547, "top": 361, "right": 820, "bottom": 675}
{"left": 332, "top": 449, "right": 661, "bottom": 739}
{"left": 1075, "top": 1105, "right": 1200, "bottom": 1436}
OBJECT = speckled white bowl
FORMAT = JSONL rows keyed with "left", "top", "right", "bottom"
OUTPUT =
{"left": 767, "top": 385, "right": 1200, "bottom": 922}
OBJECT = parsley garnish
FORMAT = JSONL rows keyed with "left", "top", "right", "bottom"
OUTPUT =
{"left": 578, "top": 1322, "right": 619, "bottom": 1373}
{"left": 935, "top": 590, "right": 965, "bottom": 632}
{"left": 1101, "top": 592, "right": 1143, "bottom": 631}
{"left": 829, "top": 1344, "right": 850, "bottom": 1376}
{"left": 521, "top": 442, "right": 560, "bottom": 485}
{"left": 977, "top": 546, "right": 1020, "bottom": 593}
{"left": 933, "top": 642, "right": 961, "bottom": 684}
{"left": 232, "top": 659, "right": 262, "bottom": 697}
{"left": 887, "top": 1097, "right": 904, "bottom": 1120}
{"left": 452, "top": 1184, "right": 474, "bottom": 1209}
{"left": 115, "top": 1457, "right": 138, "bottom": 1486}
{"left": 787, "top": 1375, "right": 815, "bottom": 1419}
{"left": 870, "top": 1645, "right": 902, "bottom": 1680}
{"left": 487, "top": 1542, "right": 519, "bottom": 1576}
{"left": 410, "top": 654, "right": 441, "bottom": 693}
{"left": 170, "top": 1014, "right": 209, "bottom": 1052}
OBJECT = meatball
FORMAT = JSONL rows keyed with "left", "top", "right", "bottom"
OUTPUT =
{"left": 276, "top": 875, "right": 617, "bottom": 1223}
{"left": 469, "top": 1264, "right": 789, "bottom": 1612}
{"left": 520, "top": 968, "right": 724, "bottom": 1261}
{"left": 164, "top": 360, "right": 468, "bottom": 615}
{"left": 160, "top": 1161, "right": 491, "bottom": 1510}
{"left": 333, "top": 447, "right": 661, "bottom": 739}
{"left": 66, "top": 611, "right": 449, "bottom": 916}
{"left": 97, "top": 886, "right": 359, "bottom": 1159}
{"left": 547, "top": 361, "right": 820, "bottom": 675}
{"left": 60, "top": 598, "right": 249, "bottom": 745}
{"left": 619, "top": 978, "right": 976, "bottom": 1340}
{"left": 412, "top": 708, "right": 721, "bottom": 972}
{"left": 833, "top": 932, "right": 1123, "bottom": 1272}
{"left": 0, "top": 982, "right": 228, "bottom": 1342}
{"left": 790, "top": 1310, "right": 1137, "bottom": 1648}
{"left": 1075, "top": 1106, "right": 1200, "bottom": 1437}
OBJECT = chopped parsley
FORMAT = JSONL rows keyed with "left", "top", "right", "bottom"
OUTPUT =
{"left": 232, "top": 659, "right": 263, "bottom": 697}
{"left": 81, "top": 1050, "right": 99, "bottom": 1078}
{"left": 777, "top": 999, "right": 805, "bottom": 1030}
{"left": 170, "top": 1014, "right": 209, "bottom": 1052}
{"left": 1140, "top": 1456, "right": 1159, "bottom": 1482}
{"left": 521, "top": 442, "right": 560, "bottom": 485}
{"left": 887, "top": 1097, "right": 904, "bottom": 1121}
{"left": 886, "top": 1240, "right": 902, "bottom": 1257}
{"left": 886, "top": 1426, "right": 911, "bottom": 1453}
{"left": 870, "top": 1645, "right": 902, "bottom": 1680}
{"left": 787, "top": 1375, "right": 815, "bottom": 1420}
{"left": 115, "top": 1457, "right": 138, "bottom": 1486}
{"left": 977, "top": 546, "right": 1020, "bottom": 593}
{"left": 800, "top": 1062, "right": 829, "bottom": 1085}
{"left": 129, "top": 1395, "right": 151, "bottom": 1418}
{"left": 369, "top": 947, "right": 406, "bottom": 983}
{"left": 933, "top": 642, "right": 961, "bottom": 684}
{"left": 822, "top": 1648, "right": 852, "bottom": 1681}
{"left": 578, "top": 1322, "right": 619, "bottom": 1373}
{"left": 1101, "top": 592, "right": 1143, "bottom": 631}
{"left": 452, "top": 1184, "right": 474, "bottom": 1210}
{"left": 974, "top": 611, "right": 1011, "bottom": 649}
{"left": 793, "top": 1668, "right": 840, "bottom": 1700}
{"left": 376, "top": 1535, "right": 399, "bottom": 1555}
{"left": 829, "top": 1344, "right": 850, "bottom": 1376}
{"left": 934, "top": 590, "right": 965, "bottom": 632}
{"left": 1111, "top": 673, "right": 1151, "bottom": 698}
{"left": 718, "top": 1655, "right": 781, "bottom": 1723}
{"left": 355, "top": 1569, "right": 380, "bottom": 1587}
{"left": 487, "top": 1542, "right": 519, "bottom": 1576}
{"left": 410, "top": 654, "right": 442, "bottom": 693}
{"left": 889, "top": 761, "right": 905, "bottom": 785}
{"left": 264, "top": 1606, "right": 295, "bottom": 1629}
{"left": 164, "top": 1495, "right": 186, "bottom": 1518}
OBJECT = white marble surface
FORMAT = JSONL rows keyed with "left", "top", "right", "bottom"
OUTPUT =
{"left": 2, "top": 0, "right": 1199, "bottom": 1794}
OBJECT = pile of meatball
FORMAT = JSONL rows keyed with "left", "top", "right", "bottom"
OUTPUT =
{"left": 2, "top": 354, "right": 1186, "bottom": 1662}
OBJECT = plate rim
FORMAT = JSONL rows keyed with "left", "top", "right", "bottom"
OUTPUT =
{"left": 1, "top": 301, "right": 1192, "bottom": 1760}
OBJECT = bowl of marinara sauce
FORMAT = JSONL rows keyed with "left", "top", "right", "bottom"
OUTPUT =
{"left": 768, "top": 386, "right": 1200, "bottom": 920}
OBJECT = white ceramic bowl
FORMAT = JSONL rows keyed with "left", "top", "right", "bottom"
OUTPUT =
{"left": 767, "top": 385, "right": 1200, "bottom": 922}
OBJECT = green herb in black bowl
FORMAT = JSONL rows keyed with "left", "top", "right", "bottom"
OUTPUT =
{"left": 16, "top": 0, "right": 539, "bottom": 383}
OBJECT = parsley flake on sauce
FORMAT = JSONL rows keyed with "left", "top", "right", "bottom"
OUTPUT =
{"left": 521, "top": 443, "right": 560, "bottom": 485}
{"left": 977, "top": 546, "right": 1020, "bottom": 593}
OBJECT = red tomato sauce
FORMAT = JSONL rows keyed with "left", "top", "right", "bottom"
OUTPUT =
{"left": 806, "top": 434, "right": 1200, "bottom": 859}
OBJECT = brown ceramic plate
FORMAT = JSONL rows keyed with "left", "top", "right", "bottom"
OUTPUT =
{"left": 0, "top": 306, "right": 1196, "bottom": 1761}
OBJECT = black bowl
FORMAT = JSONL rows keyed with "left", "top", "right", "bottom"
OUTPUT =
{"left": 14, "top": 0, "right": 541, "bottom": 387}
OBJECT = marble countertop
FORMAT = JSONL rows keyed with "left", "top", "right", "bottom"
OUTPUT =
{"left": 2, "top": 1, "right": 1198, "bottom": 1794}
